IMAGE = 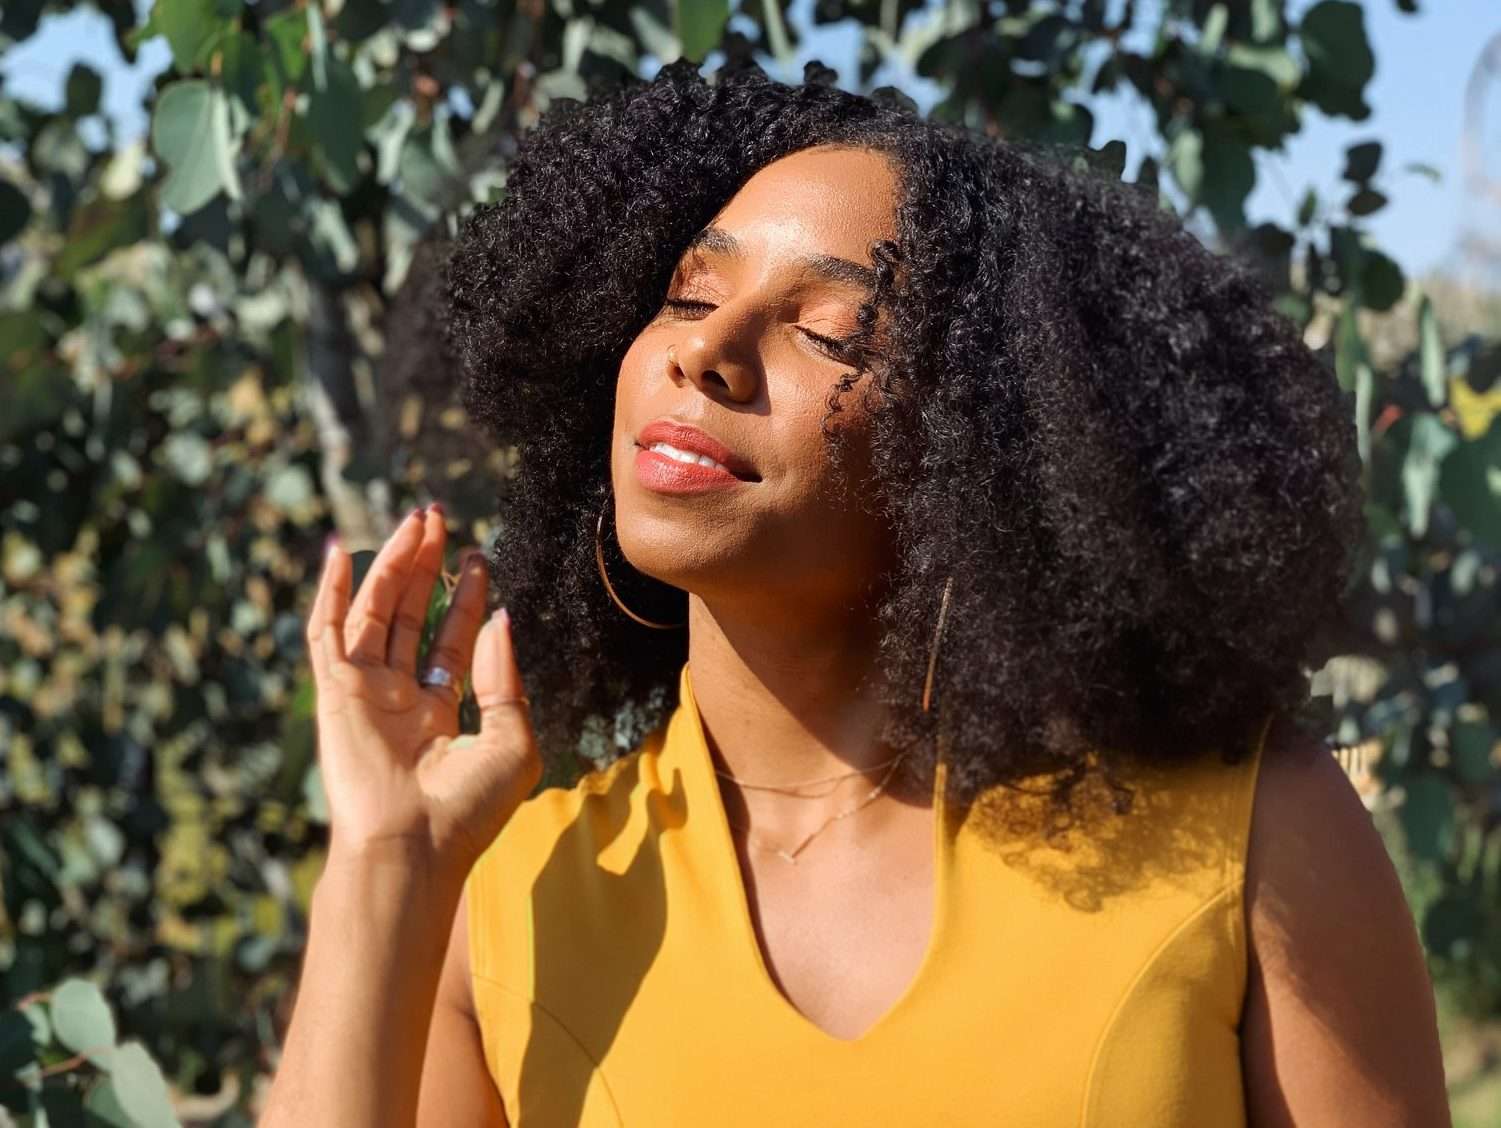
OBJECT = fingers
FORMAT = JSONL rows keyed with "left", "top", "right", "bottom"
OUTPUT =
{"left": 308, "top": 538, "right": 351, "bottom": 684}
{"left": 472, "top": 607, "right": 532, "bottom": 743}
{"left": 387, "top": 507, "right": 448, "bottom": 675}
{"left": 419, "top": 549, "right": 491, "bottom": 701}
{"left": 344, "top": 507, "right": 427, "bottom": 665}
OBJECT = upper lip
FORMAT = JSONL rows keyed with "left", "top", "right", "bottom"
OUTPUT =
{"left": 636, "top": 420, "right": 760, "bottom": 481}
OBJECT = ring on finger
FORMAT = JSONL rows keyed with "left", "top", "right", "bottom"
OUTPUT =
{"left": 419, "top": 664, "right": 464, "bottom": 703}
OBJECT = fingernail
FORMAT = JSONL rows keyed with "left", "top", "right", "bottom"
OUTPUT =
{"left": 408, "top": 506, "right": 424, "bottom": 522}
{"left": 324, "top": 532, "right": 340, "bottom": 558}
{"left": 430, "top": 500, "right": 446, "bottom": 517}
{"left": 494, "top": 606, "right": 510, "bottom": 628}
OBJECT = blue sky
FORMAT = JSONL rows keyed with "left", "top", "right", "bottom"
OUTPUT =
{"left": 4, "top": 0, "right": 1497, "bottom": 281}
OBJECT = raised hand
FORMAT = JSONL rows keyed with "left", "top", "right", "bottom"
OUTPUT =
{"left": 305, "top": 505, "right": 542, "bottom": 881}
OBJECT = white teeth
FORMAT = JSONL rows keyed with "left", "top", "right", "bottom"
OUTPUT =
{"left": 649, "top": 441, "right": 729, "bottom": 473}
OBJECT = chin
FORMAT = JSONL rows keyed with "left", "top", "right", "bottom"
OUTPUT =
{"left": 614, "top": 501, "right": 756, "bottom": 593}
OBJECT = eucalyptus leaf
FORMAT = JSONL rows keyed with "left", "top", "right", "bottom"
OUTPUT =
{"left": 1298, "top": 0, "right": 1374, "bottom": 120}
{"left": 1346, "top": 187, "right": 1387, "bottom": 216}
{"left": 153, "top": 0, "right": 242, "bottom": 73}
{"left": 65, "top": 64, "right": 103, "bottom": 117}
{"left": 106, "top": 1042, "right": 181, "bottom": 1128}
{"left": 1200, "top": 133, "right": 1254, "bottom": 233}
{"left": 1296, "top": 186, "right": 1317, "bottom": 227}
{"left": 151, "top": 81, "right": 242, "bottom": 215}
{"left": 1417, "top": 294, "right": 1446, "bottom": 408}
{"left": 83, "top": 1074, "right": 135, "bottom": 1127}
{"left": 49, "top": 979, "right": 116, "bottom": 1061}
{"left": 1400, "top": 413, "right": 1458, "bottom": 539}
{"left": 1359, "top": 248, "right": 1405, "bottom": 312}
{"left": 1166, "top": 127, "right": 1203, "bottom": 202}
{"left": 264, "top": 8, "right": 311, "bottom": 95}
{"left": 1250, "top": 0, "right": 1280, "bottom": 41}
{"left": 308, "top": 56, "right": 366, "bottom": 193}
{"left": 1342, "top": 140, "right": 1382, "bottom": 184}
{"left": 676, "top": 0, "right": 728, "bottom": 61}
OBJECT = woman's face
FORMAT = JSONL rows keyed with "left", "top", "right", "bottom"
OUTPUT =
{"left": 610, "top": 144, "right": 900, "bottom": 616}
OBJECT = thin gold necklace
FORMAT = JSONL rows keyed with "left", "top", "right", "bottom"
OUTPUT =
{"left": 713, "top": 751, "right": 908, "bottom": 797}
{"left": 720, "top": 753, "right": 908, "bottom": 865}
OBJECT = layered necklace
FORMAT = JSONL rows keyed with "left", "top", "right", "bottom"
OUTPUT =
{"left": 714, "top": 751, "right": 910, "bottom": 865}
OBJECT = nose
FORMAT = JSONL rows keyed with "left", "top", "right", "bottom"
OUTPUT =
{"left": 667, "top": 317, "right": 760, "bottom": 403}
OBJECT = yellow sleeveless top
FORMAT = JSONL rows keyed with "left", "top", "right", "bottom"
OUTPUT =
{"left": 465, "top": 663, "right": 1269, "bottom": 1126}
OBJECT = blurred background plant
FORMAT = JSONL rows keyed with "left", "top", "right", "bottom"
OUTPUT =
{"left": 2, "top": 0, "right": 1499, "bottom": 1123}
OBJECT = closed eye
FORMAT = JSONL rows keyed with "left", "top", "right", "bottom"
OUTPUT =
{"left": 659, "top": 297, "right": 862, "bottom": 364}
{"left": 661, "top": 298, "right": 714, "bottom": 315}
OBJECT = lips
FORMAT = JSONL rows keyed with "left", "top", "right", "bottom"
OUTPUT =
{"left": 635, "top": 420, "right": 759, "bottom": 482}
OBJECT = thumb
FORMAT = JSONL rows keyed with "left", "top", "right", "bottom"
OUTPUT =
{"left": 472, "top": 607, "right": 539, "bottom": 766}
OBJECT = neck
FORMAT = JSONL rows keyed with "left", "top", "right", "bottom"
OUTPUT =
{"left": 684, "top": 592, "right": 899, "bottom": 791}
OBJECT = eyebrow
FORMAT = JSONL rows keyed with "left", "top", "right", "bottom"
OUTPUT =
{"left": 684, "top": 225, "right": 877, "bottom": 292}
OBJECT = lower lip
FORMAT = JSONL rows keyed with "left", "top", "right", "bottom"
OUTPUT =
{"left": 634, "top": 447, "right": 750, "bottom": 494}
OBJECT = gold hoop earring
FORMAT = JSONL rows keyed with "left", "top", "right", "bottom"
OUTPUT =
{"left": 595, "top": 500, "right": 686, "bottom": 630}
{"left": 920, "top": 574, "right": 955, "bottom": 713}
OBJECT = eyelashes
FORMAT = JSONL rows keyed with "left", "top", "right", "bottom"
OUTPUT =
{"left": 659, "top": 297, "right": 863, "bottom": 364}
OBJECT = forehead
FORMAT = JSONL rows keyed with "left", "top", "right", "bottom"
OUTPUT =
{"left": 708, "top": 145, "right": 899, "bottom": 262}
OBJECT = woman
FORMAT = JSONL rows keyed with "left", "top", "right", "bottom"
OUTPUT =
{"left": 261, "top": 60, "right": 1450, "bottom": 1127}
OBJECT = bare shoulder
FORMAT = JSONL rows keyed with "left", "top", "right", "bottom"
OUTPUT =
{"left": 1239, "top": 717, "right": 1450, "bottom": 1127}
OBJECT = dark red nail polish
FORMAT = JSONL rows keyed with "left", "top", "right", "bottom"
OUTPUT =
{"left": 430, "top": 500, "right": 446, "bottom": 517}
{"left": 409, "top": 506, "right": 424, "bottom": 521}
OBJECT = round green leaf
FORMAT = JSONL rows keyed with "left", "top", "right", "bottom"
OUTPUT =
{"left": 105, "top": 1042, "right": 180, "bottom": 1128}
{"left": 49, "top": 978, "right": 116, "bottom": 1061}
{"left": 1341, "top": 140, "right": 1382, "bottom": 184}
{"left": 151, "top": 80, "right": 242, "bottom": 216}
{"left": 65, "top": 63, "right": 103, "bottom": 117}
{"left": 1346, "top": 187, "right": 1387, "bottom": 216}
{"left": 676, "top": 0, "right": 728, "bottom": 62}
{"left": 1359, "top": 248, "right": 1404, "bottom": 312}
{"left": 84, "top": 1074, "right": 135, "bottom": 1127}
{"left": 154, "top": 0, "right": 242, "bottom": 74}
{"left": 1299, "top": 1, "right": 1374, "bottom": 119}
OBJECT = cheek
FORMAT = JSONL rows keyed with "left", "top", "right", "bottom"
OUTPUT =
{"left": 611, "top": 338, "right": 656, "bottom": 452}
{"left": 771, "top": 383, "right": 877, "bottom": 510}
{"left": 805, "top": 376, "right": 880, "bottom": 474}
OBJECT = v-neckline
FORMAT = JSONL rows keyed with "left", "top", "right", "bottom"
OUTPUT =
{"left": 673, "top": 662, "right": 950, "bottom": 1048}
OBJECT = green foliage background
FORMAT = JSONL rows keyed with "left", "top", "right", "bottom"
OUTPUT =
{"left": 2, "top": 0, "right": 1500, "bottom": 1121}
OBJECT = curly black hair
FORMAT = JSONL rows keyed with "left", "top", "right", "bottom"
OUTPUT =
{"left": 438, "top": 57, "right": 1365, "bottom": 827}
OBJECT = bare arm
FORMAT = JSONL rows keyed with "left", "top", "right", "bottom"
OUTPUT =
{"left": 1241, "top": 723, "right": 1451, "bottom": 1127}
{"left": 259, "top": 842, "right": 465, "bottom": 1128}
{"left": 260, "top": 509, "right": 540, "bottom": 1128}
{"left": 416, "top": 886, "right": 510, "bottom": 1127}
